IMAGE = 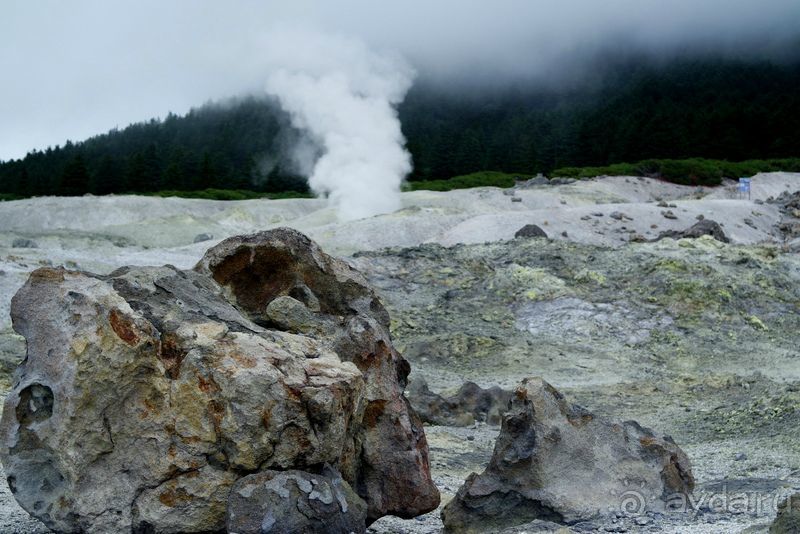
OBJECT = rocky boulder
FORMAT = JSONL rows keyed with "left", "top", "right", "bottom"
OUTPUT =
{"left": 441, "top": 377, "right": 693, "bottom": 533}
{"left": 226, "top": 467, "right": 367, "bottom": 534}
{"left": 514, "top": 225, "right": 548, "bottom": 239}
{"left": 11, "top": 238, "right": 38, "bottom": 249}
{"left": 655, "top": 219, "right": 729, "bottom": 243}
{"left": 193, "top": 233, "right": 213, "bottom": 243}
{"left": 518, "top": 175, "right": 549, "bottom": 187}
{"left": 0, "top": 228, "right": 439, "bottom": 533}
{"left": 407, "top": 377, "right": 511, "bottom": 426}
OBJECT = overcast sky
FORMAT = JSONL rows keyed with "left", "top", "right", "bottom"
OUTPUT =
{"left": 1, "top": 0, "right": 799, "bottom": 161}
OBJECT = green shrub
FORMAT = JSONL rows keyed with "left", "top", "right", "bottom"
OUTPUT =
{"left": 552, "top": 157, "right": 800, "bottom": 186}
{"left": 406, "top": 171, "right": 530, "bottom": 192}
{"left": 657, "top": 159, "right": 723, "bottom": 186}
{"left": 147, "top": 189, "right": 313, "bottom": 201}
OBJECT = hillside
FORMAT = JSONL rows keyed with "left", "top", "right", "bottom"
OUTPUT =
{"left": 0, "top": 56, "right": 799, "bottom": 197}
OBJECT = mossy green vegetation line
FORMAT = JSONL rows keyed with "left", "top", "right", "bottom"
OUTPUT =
{"left": 146, "top": 189, "right": 313, "bottom": 201}
{"left": 403, "top": 171, "right": 528, "bottom": 192}
{"left": 553, "top": 158, "right": 800, "bottom": 186}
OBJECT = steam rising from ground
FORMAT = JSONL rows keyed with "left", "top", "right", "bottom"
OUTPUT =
{"left": 263, "top": 29, "right": 414, "bottom": 221}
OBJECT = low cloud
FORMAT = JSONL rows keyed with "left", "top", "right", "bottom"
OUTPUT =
{"left": 1, "top": 0, "right": 798, "bottom": 159}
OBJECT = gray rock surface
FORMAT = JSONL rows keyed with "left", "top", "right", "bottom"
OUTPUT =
{"left": 498, "top": 519, "right": 571, "bottom": 533}
{"left": 441, "top": 377, "right": 694, "bottom": 533}
{"left": 770, "top": 493, "right": 800, "bottom": 533}
{"left": 226, "top": 467, "right": 367, "bottom": 534}
{"left": 407, "top": 377, "right": 511, "bottom": 427}
{"left": 0, "top": 228, "right": 438, "bottom": 533}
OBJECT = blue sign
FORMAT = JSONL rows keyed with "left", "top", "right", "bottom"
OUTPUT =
{"left": 739, "top": 177, "right": 751, "bottom": 192}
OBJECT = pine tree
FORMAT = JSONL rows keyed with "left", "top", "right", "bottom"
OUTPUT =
{"left": 141, "top": 143, "right": 163, "bottom": 191}
{"left": 58, "top": 154, "right": 90, "bottom": 196}
{"left": 19, "top": 167, "right": 30, "bottom": 196}
{"left": 198, "top": 152, "right": 215, "bottom": 189}
{"left": 126, "top": 153, "right": 147, "bottom": 192}
{"left": 91, "top": 155, "right": 125, "bottom": 194}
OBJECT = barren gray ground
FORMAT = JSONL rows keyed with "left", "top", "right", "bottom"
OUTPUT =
{"left": 1, "top": 173, "right": 799, "bottom": 532}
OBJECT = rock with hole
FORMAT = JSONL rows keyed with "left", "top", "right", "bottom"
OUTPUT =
{"left": 0, "top": 228, "right": 438, "bottom": 533}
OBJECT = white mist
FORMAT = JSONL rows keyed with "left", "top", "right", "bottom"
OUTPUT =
{"left": 263, "top": 28, "right": 415, "bottom": 221}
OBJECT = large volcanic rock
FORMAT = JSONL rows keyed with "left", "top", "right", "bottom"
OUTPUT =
{"left": 0, "top": 228, "right": 439, "bottom": 533}
{"left": 655, "top": 219, "right": 729, "bottom": 243}
{"left": 441, "top": 377, "right": 693, "bottom": 533}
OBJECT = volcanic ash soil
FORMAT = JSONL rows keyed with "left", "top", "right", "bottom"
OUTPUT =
{"left": 1, "top": 174, "right": 800, "bottom": 532}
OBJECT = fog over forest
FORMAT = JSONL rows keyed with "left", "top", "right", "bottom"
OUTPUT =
{"left": 1, "top": 0, "right": 799, "bottom": 160}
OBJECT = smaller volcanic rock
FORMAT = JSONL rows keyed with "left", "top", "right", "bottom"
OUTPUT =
{"left": 407, "top": 377, "right": 512, "bottom": 426}
{"left": 521, "top": 175, "right": 549, "bottom": 187}
{"left": 441, "top": 377, "right": 694, "bottom": 533}
{"left": 609, "top": 211, "right": 629, "bottom": 221}
{"left": 661, "top": 210, "right": 678, "bottom": 219}
{"left": 226, "top": 468, "right": 368, "bottom": 534}
{"left": 11, "top": 238, "right": 37, "bottom": 248}
{"left": 265, "top": 295, "right": 321, "bottom": 334}
{"left": 515, "top": 225, "right": 548, "bottom": 239}
{"left": 629, "top": 233, "right": 647, "bottom": 243}
{"left": 779, "top": 221, "right": 800, "bottom": 238}
{"left": 655, "top": 219, "right": 729, "bottom": 243}
{"left": 770, "top": 493, "right": 800, "bottom": 534}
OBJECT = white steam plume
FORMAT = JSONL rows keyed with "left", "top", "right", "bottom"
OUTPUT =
{"left": 262, "top": 28, "right": 415, "bottom": 221}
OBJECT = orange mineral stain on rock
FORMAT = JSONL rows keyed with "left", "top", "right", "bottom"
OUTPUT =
{"left": 159, "top": 333, "right": 187, "bottom": 379}
{"left": 363, "top": 399, "right": 387, "bottom": 428}
{"left": 640, "top": 435, "right": 657, "bottom": 447}
{"left": 197, "top": 374, "right": 220, "bottom": 394}
{"left": 229, "top": 351, "right": 257, "bottom": 368}
{"left": 108, "top": 309, "right": 139, "bottom": 346}
{"left": 30, "top": 267, "right": 66, "bottom": 282}
{"left": 158, "top": 487, "right": 192, "bottom": 508}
